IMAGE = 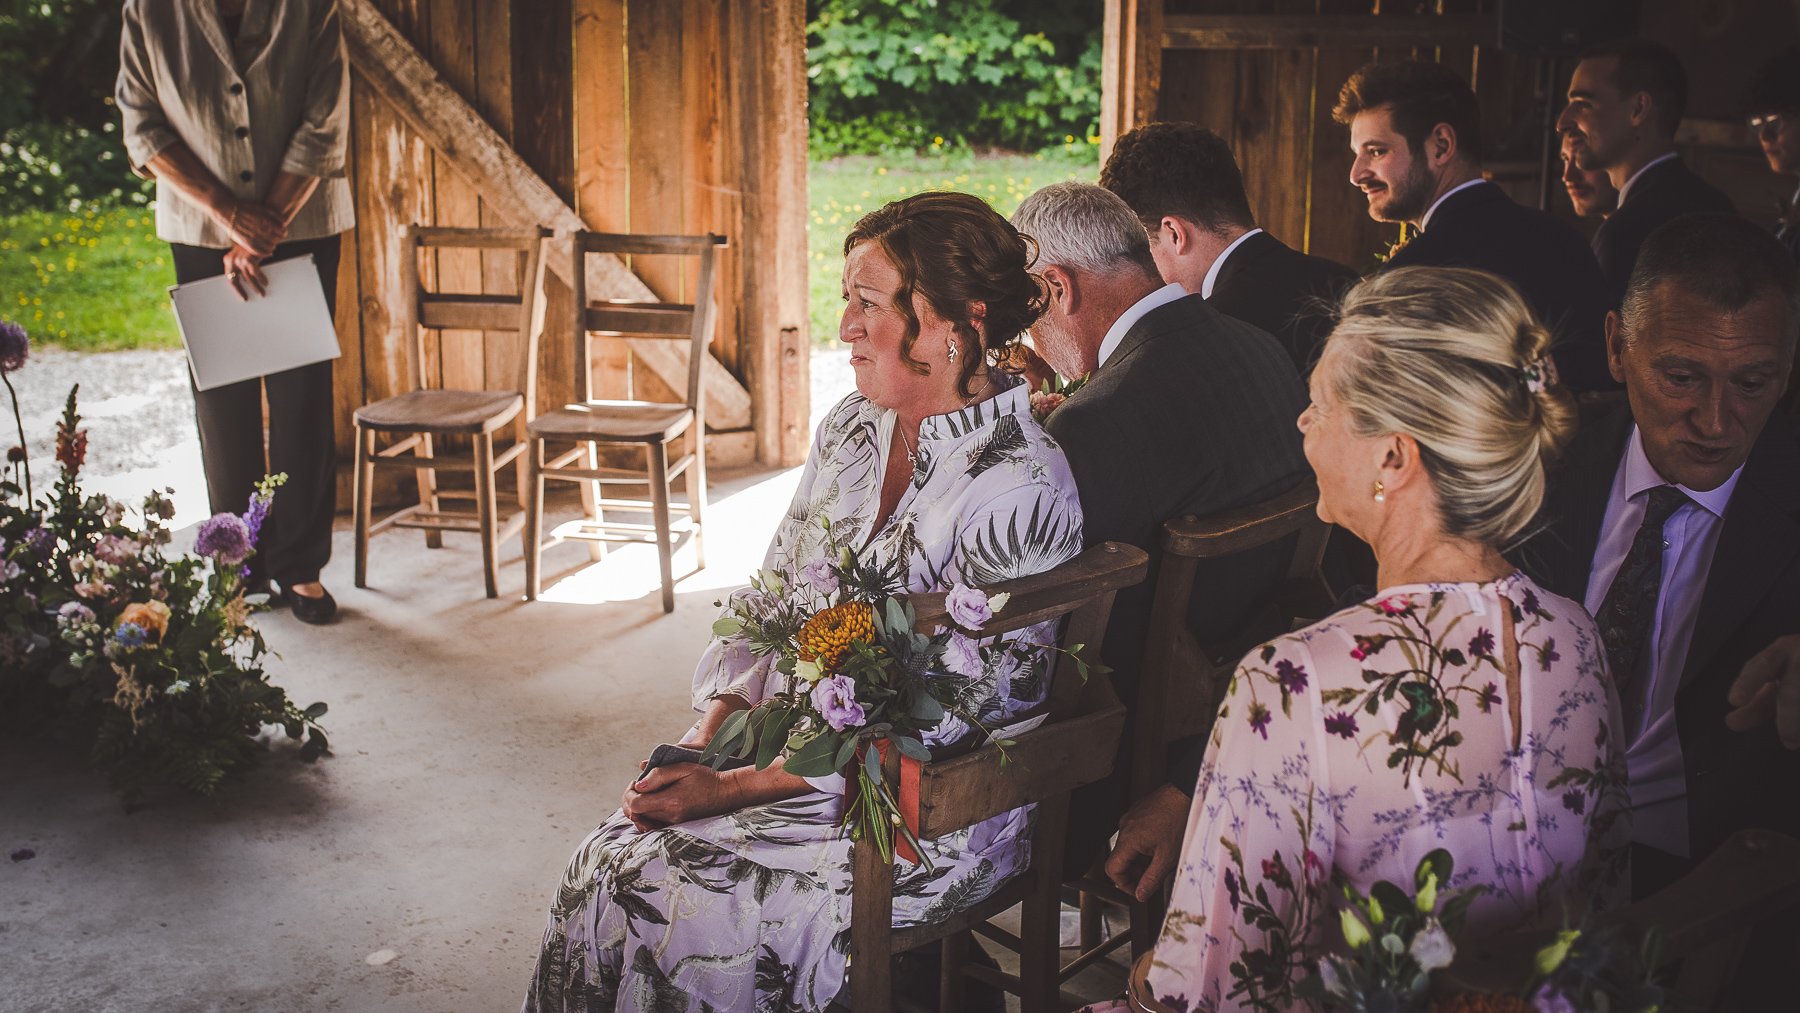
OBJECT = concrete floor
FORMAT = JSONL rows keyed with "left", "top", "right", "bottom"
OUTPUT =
{"left": 1, "top": 347, "right": 1128, "bottom": 1012}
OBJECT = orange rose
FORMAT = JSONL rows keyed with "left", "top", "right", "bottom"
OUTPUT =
{"left": 117, "top": 600, "right": 172, "bottom": 642}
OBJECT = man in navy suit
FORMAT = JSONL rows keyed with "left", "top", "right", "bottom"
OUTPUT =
{"left": 1333, "top": 60, "right": 1614, "bottom": 392}
{"left": 1514, "top": 215, "right": 1799, "bottom": 902}
{"left": 1557, "top": 40, "right": 1738, "bottom": 307}
{"left": 1100, "top": 121, "right": 1358, "bottom": 374}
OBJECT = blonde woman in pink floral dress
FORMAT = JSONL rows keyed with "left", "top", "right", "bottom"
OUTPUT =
{"left": 1113, "top": 268, "right": 1630, "bottom": 1012}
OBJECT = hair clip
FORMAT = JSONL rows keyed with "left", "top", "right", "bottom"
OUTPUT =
{"left": 1520, "top": 355, "right": 1557, "bottom": 394}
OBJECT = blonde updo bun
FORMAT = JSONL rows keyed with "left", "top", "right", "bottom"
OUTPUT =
{"left": 1323, "top": 266, "right": 1577, "bottom": 547}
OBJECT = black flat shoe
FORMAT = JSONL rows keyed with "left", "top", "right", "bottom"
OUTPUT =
{"left": 277, "top": 582, "right": 338, "bottom": 625}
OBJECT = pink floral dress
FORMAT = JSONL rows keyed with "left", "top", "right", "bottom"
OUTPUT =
{"left": 1144, "top": 572, "right": 1629, "bottom": 1012}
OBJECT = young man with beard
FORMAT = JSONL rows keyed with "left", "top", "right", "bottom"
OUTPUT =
{"left": 1557, "top": 40, "right": 1738, "bottom": 306}
{"left": 1334, "top": 60, "right": 1614, "bottom": 392}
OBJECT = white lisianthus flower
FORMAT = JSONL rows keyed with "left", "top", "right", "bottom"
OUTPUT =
{"left": 1408, "top": 919, "right": 1455, "bottom": 972}
{"left": 986, "top": 591, "right": 1010, "bottom": 614}
{"left": 794, "top": 658, "right": 824, "bottom": 685}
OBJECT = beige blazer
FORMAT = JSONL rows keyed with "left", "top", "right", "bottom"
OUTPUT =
{"left": 117, "top": 0, "right": 355, "bottom": 247}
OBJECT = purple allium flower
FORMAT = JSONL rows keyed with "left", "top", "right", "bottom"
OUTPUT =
{"left": 941, "top": 630, "right": 985, "bottom": 678}
{"left": 1468, "top": 627, "right": 1495, "bottom": 657}
{"left": 194, "top": 513, "right": 253, "bottom": 565}
{"left": 113, "top": 622, "right": 147, "bottom": 648}
{"left": 811, "top": 673, "right": 866, "bottom": 732}
{"left": 1248, "top": 702, "right": 1271, "bottom": 740}
{"left": 0, "top": 320, "right": 27, "bottom": 374}
{"left": 945, "top": 583, "right": 993, "bottom": 628}
{"left": 1324, "top": 711, "right": 1359, "bottom": 738}
{"left": 1275, "top": 658, "right": 1308, "bottom": 694}
{"left": 800, "top": 556, "right": 839, "bottom": 597}
{"left": 23, "top": 526, "right": 53, "bottom": 557}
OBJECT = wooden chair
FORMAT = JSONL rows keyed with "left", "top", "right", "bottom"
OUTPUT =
{"left": 1068, "top": 480, "right": 1334, "bottom": 980}
{"left": 524, "top": 231, "right": 726, "bottom": 613}
{"left": 1440, "top": 829, "right": 1800, "bottom": 1010}
{"left": 353, "top": 225, "right": 550, "bottom": 599}
{"left": 848, "top": 542, "right": 1149, "bottom": 1013}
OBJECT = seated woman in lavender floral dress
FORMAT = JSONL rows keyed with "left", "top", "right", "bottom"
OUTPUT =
{"left": 524, "top": 192, "right": 1084, "bottom": 1013}
{"left": 1108, "top": 268, "right": 1630, "bottom": 1012}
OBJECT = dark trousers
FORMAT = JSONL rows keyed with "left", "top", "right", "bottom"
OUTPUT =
{"left": 170, "top": 236, "right": 340, "bottom": 586}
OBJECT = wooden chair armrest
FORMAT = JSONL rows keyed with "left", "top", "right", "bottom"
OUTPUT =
{"left": 912, "top": 703, "right": 1127, "bottom": 841}
{"left": 911, "top": 542, "right": 1149, "bottom": 636}
{"left": 1162, "top": 480, "right": 1318, "bottom": 559}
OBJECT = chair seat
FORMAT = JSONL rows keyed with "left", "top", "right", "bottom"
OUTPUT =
{"left": 355, "top": 389, "right": 524, "bottom": 434}
{"left": 528, "top": 400, "right": 694, "bottom": 443}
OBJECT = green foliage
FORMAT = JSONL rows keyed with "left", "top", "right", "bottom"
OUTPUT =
{"left": 806, "top": 0, "right": 1101, "bottom": 156}
{"left": 0, "top": 208, "right": 178, "bottom": 350}
{"left": 0, "top": 1, "right": 147, "bottom": 213}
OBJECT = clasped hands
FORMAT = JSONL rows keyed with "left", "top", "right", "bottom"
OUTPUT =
{"left": 217, "top": 200, "right": 287, "bottom": 300}
{"left": 621, "top": 744, "right": 739, "bottom": 832}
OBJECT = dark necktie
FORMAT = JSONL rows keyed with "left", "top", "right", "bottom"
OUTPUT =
{"left": 1596, "top": 485, "right": 1689, "bottom": 730}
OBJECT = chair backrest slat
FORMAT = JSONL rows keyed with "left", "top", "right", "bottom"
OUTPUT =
{"left": 400, "top": 224, "right": 550, "bottom": 404}
{"left": 566, "top": 230, "right": 727, "bottom": 412}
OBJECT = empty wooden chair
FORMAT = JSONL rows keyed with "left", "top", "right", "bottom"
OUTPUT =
{"left": 1069, "top": 479, "right": 1334, "bottom": 978}
{"left": 524, "top": 231, "right": 726, "bottom": 613}
{"left": 353, "top": 225, "right": 550, "bottom": 599}
{"left": 847, "top": 542, "right": 1149, "bottom": 1013}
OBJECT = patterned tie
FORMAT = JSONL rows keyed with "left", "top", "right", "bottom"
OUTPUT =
{"left": 1596, "top": 485, "right": 1689, "bottom": 731}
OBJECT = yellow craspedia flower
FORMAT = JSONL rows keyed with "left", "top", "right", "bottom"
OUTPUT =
{"left": 796, "top": 600, "right": 875, "bottom": 671}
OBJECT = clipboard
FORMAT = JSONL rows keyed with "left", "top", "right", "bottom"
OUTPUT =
{"left": 169, "top": 253, "right": 342, "bottom": 391}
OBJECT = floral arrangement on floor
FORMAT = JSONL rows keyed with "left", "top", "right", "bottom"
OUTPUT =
{"left": 1, "top": 321, "right": 328, "bottom": 802}
{"left": 701, "top": 518, "right": 1098, "bottom": 865}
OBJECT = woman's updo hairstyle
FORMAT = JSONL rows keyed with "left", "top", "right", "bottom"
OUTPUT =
{"left": 844, "top": 191, "right": 1045, "bottom": 397}
{"left": 1323, "top": 266, "right": 1577, "bottom": 547}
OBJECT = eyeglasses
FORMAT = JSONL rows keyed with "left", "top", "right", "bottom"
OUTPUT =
{"left": 1749, "top": 112, "right": 1795, "bottom": 131}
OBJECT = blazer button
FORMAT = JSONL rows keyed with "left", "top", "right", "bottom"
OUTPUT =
{"left": 238, "top": 170, "right": 253, "bottom": 182}
{"left": 229, "top": 82, "right": 243, "bottom": 95}
{"left": 236, "top": 127, "right": 250, "bottom": 139}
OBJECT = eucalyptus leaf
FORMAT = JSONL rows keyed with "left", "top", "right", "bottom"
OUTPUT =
{"left": 895, "top": 735, "right": 930, "bottom": 760}
{"left": 711, "top": 617, "right": 744, "bottom": 638}
{"left": 782, "top": 731, "right": 842, "bottom": 777}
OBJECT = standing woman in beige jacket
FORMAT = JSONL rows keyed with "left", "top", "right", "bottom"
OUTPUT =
{"left": 116, "top": 0, "right": 353, "bottom": 623}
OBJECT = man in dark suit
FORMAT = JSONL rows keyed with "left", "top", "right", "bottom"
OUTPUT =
{"left": 1514, "top": 215, "right": 1800, "bottom": 902}
{"left": 1557, "top": 40, "right": 1738, "bottom": 307}
{"left": 1010, "top": 182, "right": 1310, "bottom": 881}
{"left": 1099, "top": 121, "right": 1358, "bottom": 374}
{"left": 1333, "top": 60, "right": 1614, "bottom": 392}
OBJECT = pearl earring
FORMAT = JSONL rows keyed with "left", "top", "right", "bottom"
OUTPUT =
{"left": 1373, "top": 480, "right": 1386, "bottom": 503}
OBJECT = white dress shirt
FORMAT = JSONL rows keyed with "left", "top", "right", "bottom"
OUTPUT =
{"left": 1419, "top": 178, "right": 1491, "bottom": 232}
{"left": 1583, "top": 426, "right": 1743, "bottom": 855}
{"left": 1616, "top": 152, "right": 1680, "bottom": 208}
{"left": 1199, "top": 228, "right": 1263, "bottom": 299}
{"left": 1096, "top": 283, "right": 1188, "bottom": 368}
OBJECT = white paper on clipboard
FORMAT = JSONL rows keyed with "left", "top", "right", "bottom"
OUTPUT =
{"left": 168, "top": 253, "right": 341, "bottom": 391}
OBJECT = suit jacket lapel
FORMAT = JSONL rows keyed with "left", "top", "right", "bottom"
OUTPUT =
{"left": 1680, "top": 422, "right": 1800, "bottom": 691}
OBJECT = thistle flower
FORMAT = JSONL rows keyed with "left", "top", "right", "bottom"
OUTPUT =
{"left": 0, "top": 320, "right": 26, "bottom": 374}
{"left": 113, "top": 621, "right": 148, "bottom": 649}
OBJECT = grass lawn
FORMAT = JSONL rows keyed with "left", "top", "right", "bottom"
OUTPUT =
{"left": 806, "top": 144, "right": 1099, "bottom": 343}
{"left": 0, "top": 147, "right": 1100, "bottom": 352}
{"left": 0, "top": 206, "right": 178, "bottom": 352}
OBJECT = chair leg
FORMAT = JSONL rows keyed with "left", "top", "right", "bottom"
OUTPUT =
{"left": 850, "top": 829, "right": 896, "bottom": 1013}
{"left": 647, "top": 441, "right": 675, "bottom": 613}
{"left": 1020, "top": 796, "right": 1071, "bottom": 1012}
{"left": 354, "top": 424, "right": 374, "bottom": 589}
{"left": 511, "top": 416, "right": 530, "bottom": 511}
{"left": 525, "top": 438, "right": 544, "bottom": 601}
{"left": 1080, "top": 889, "right": 1105, "bottom": 952}
{"left": 939, "top": 930, "right": 970, "bottom": 1013}
{"left": 473, "top": 433, "right": 499, "bottom": 599}
{"left": 417, "top": 433, "right": 443, "bottom": 549}
{"left": 581, "top": 440, "right": 605, "bottom": 561}
{"left": 688, "top": 425, "right": 708, "bottom": 571}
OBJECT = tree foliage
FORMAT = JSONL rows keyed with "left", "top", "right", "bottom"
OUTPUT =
{"left": 806, "top": 0, "right": 1101, "bottom": 155}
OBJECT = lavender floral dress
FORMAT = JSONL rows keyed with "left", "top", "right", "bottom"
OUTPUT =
{"left": 1143, "top": 573, "right": 1629, "bottom": 1012}
{"left": 525, "top": 376, "right": 1084, "bottom": 1012}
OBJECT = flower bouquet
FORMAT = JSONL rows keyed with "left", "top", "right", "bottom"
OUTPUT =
{"left": 700, "top": 520, "right": 1098, "bottom": 865}
{"left": 1028, "top": 372, "right": 1089, "bottom": 423}
{"left": 3, "top": 330, "right": 328, "bottom": 801}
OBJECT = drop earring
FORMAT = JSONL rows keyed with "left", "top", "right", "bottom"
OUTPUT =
{"left": 1373, "top": 480, "right": 1386, "bottom": 503}
{"left": 946, "top": 337, "right": 957, "bottom": 362}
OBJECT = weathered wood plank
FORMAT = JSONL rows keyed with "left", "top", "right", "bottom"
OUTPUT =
{"left": 428, "top": 0, "right": 485, "bottom": 395}
{"left": 625, "top": 0, "right": 689, "bottom": 408}
{"left": 1100, "top": 0, "right": 1164, "bottom": 159}
{"left": 1163, "top": 13, "right": 1499, "bottom": 50}
{"left": 573, "top": 0, "right": 632, "bottom": 403}
{"left": 338, "top": 0, "right": 753, "bottom": 428}
{"left": 474, "top": 0, "right": 520, "bottom": 406}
